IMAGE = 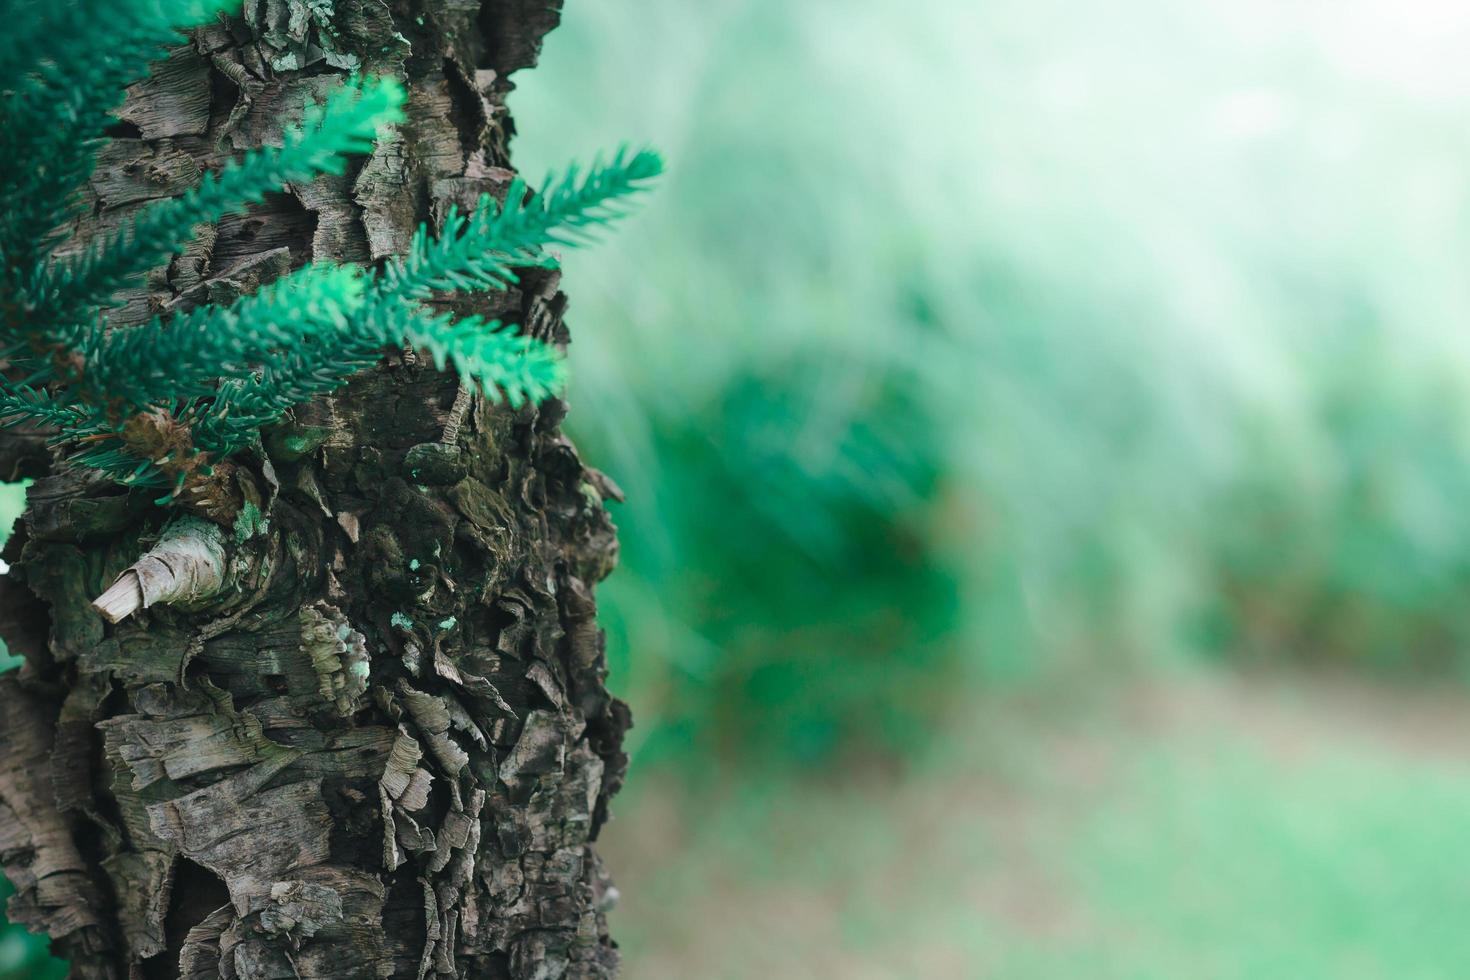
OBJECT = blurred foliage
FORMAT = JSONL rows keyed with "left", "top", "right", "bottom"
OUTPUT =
{"left": 0, "top": 482, "right": 20, "bottom": 527}
{"left": 0, "top": 878, "right": 64, "bottom": 980}
{"left": 510, "top": 0, "right": 1470, "bottom": 768}
{"left": 1200, "top": 348, "right": 1470, "bottom": 674}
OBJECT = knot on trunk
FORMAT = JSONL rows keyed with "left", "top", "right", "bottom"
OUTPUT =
{"left": 92, "top": 517, "right": 229, "bottom": 623}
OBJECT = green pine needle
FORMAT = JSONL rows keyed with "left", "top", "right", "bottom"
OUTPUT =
{"left": 402, "top": 310, "right": 568, "bottom": 409}
{"left": 0, "top": 0, "right": 242, "bottom": 272}
{"left": 0, "top": 383, "right": 91, "bottom": 430}
{"left": 379, "top": 146, "right": 664, "bottom": 300}
{"left": 82, "top": 264, "right": 369, "bottom": 409}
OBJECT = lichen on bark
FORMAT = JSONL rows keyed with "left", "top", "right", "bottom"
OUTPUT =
{"left": 0, "top": 2, "right": 634, "bottom": 977}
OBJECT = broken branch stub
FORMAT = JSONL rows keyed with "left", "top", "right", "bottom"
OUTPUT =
{"left": 92, "top": 517, "right": 229, "bottom": 623}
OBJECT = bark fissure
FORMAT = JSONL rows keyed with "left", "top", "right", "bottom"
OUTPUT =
{"left": 0, "top": 2, "right": 632, "bottom": 977}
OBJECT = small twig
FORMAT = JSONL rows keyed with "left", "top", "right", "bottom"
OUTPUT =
{"left": 92, "top": 517, "right": 228, "bottom": 623}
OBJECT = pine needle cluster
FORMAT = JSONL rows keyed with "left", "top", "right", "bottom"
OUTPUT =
{"left": 0, "top": 0, "right": 660, "bottom": 507}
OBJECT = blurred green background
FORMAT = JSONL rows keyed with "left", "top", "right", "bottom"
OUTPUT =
{"left": 11, "top": 0, "right": 1470, "bottom": 975}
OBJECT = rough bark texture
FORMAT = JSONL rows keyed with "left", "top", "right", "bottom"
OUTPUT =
{"left": 0, "top": 3, "right": 633, "bottom": 977}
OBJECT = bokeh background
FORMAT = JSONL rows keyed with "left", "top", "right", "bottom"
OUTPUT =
{"left": 9, "top": 0, "right": 1470, "bottom": 975}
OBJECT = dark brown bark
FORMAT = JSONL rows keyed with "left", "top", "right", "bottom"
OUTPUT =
{"left": 0, "top": 3, "right": 632, "bottom": 977}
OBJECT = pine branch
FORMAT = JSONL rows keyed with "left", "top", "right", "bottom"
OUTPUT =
{"left": 189, "top": 289, "right": 403, "bottom": 457}
{"left": 191, "top": 150, "right": 661, "bottom": 453}
{"left": 377, "top": 146, "right": 663, "bottom": 301}
{"left": 0, "top": 0, "right": 74, "bottom": 98}
{"left": 529, "top": 146, "right": 666, "bottom": 244}
{"left": 0, "top": 382, "right": 92, "bottom": 430}
{"left": 402, "top": 310, "right": 566, "bottom": 409}
{"left": 0, "top": 381, "right": 155, "bottom": 482}
{"left": 0, "top": 0, "right": 240, "bottom": 272}
{"left": 191, "top": 331, "right": 387, "bottom": 458}
{"left": 189, "top": 298, "right": 568, "bottom": 458}
{"left": 19, "top": 76, "right": 403, "bottom": 352}
{"left": 0, "top": 86, "right": 659, "bottom": 503}
{"left": 81, "top": 264, "right": 368, "bottom": 409}
{"left": 68, "top": 444, "right": 170, "bottom": 487}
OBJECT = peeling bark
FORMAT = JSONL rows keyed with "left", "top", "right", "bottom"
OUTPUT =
{"left": 0, "top": 2, "right": 633, "bottom": 977}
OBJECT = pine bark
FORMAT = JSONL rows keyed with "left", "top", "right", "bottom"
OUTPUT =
{"left": 0, "top": 3, "right": 632, "bottom": 978}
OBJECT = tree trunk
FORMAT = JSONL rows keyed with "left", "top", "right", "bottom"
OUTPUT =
{"left": 0, "top": 3, "right": 632, "bottom": 978}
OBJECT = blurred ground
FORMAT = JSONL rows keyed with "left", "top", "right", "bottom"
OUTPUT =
{"left": 603, "top": 668, "right": 1470, "bottom": 978}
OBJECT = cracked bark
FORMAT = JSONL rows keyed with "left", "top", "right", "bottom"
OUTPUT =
{"left": 0, "top": 2, "right": 633, "bottom": 977}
